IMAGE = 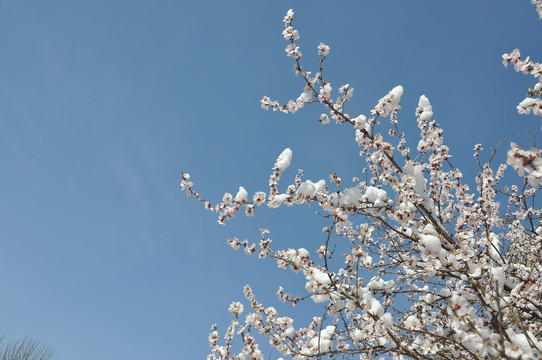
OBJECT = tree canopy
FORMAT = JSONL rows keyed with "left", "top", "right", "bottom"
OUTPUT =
{"left": 184, "top": 3, "right": 542, "bottom": 360}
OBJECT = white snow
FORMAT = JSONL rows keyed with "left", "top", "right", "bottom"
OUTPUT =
{"left": 403, "top": 163, "right": 428, "bottom": 199}
{"left": 309, "top": 267, "right": 332, "bottom": 285}
{"left": 417, "top": 95, "right": 433, "bottom": 121}
{"left": 268, "top": 194, "right": 289, "bottom": 208}
{"left": 404, "top": 315, "right": 421, "bottom": 330}
{"left": 311, "top": 294, "right": 332, "bottom": 303}
{"left": 364, "top": 186, "right": 387, "bottom": 207}
{"left": 352, "top": 329, "right": 363, "bottom": 341}
{"left": 367, "top": 276, "right": 395, "bottom": 291}
{"left": 297, "top": 179, "right": 326, "bottom": 197}
{"left": 420, "top": 234, "right": 444, "bottom": 256}
{"left": 373, "top": 85, "right": 404, "bottom": 117}
{"left": 274, "top": 148, "right": 293, "bottom": 173}
{"left": 235, "top": 186, "right": 248, "bottom": 203}
{"left": 339, "top": 187, "right": 363, "bottom": 207}
{"left": 490, "top": 267, "right": 505, "bottom": 290}
{"left": 364, "top": 294, "right": 385, "bottom": 317}
{"left": 309, "top": 325, "right": 335, "bottom": 353}
{"left": 519, "top": 97, "right": 537, "bottom": 108}
{"left": 297, "top": 247, "right": 310, "bottom": 258}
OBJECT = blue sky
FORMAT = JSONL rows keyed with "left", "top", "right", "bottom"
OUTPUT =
{"left": 0, "top": 1, "right": 540, "bottom": 359}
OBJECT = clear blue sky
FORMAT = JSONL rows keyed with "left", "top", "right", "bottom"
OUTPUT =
{"left": 0, "top": 1, "right": 540, "bottom": 359}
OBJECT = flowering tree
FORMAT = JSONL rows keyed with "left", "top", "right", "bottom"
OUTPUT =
{"left": 182, "top": 4, "right": 542, "bottom": 360}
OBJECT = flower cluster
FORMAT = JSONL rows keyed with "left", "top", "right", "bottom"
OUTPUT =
{"left": 506, "top": 143, "right": 542, "bottom": 188}
{"left": 189, "top": 6, "right": 542, "bottom": 360}
{"left": 533, "top": 0, "right": 542, "bottom": 18}
{"left": 502, "top": 48, "right": 542, "bottom": 115}
{"left": 502, "top": 48, "right": 542, "bottom": 186}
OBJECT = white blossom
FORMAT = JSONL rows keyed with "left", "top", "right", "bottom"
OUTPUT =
{"left": 317, "top": 42, "right": 330, "bottom": 56}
